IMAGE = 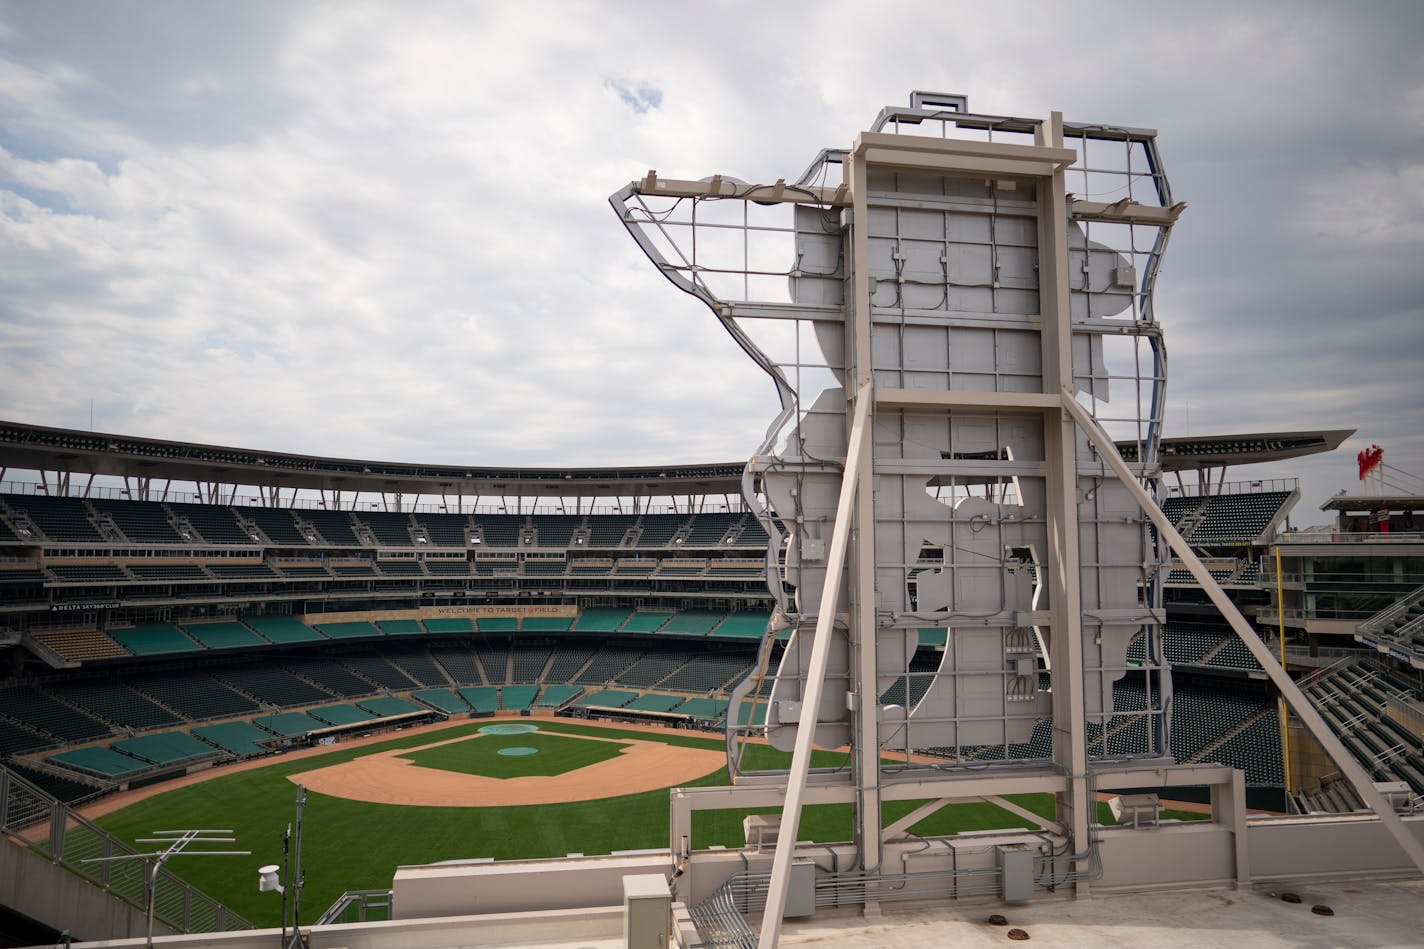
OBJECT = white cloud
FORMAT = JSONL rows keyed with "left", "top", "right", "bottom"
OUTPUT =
{"left": 0, "top": 0, "right": 1420, "bottom": 519}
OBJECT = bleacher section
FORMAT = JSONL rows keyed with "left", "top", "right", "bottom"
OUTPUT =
{"left": 1306, "top": 661, "right": 1424, "bottom": 796}
{"left": 88, "top": 497, "right": 183, "bottom": 543}
{"left": 302, "top": 510, "right": 362, "bottom": 547}
{"left": 8, "top": 495, "right": 102, "bottom": 542}
{"left": 240, "top": 506, "right": 309, "bottom": 546}
{"left": 710, "top": 613, "right": 769, "bottom": 640}
{"left": 1158, "top": 490, "right": 1292, "bottom": 545}
{"left": 166, "top": 502, "right": 252, "bottom": 544}
{"left": 30, "top": 628, "right": 129, "bottom": 661}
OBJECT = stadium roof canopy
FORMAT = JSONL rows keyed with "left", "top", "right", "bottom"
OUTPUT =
{"left": 1116, "top": 429, "right": 1353, "bottom": 471}
{"left": 1323, "top": 495, "right": 1424, "bottom": 513}
{"left": 0, "top": 420, "right": 745, "bottom": 498}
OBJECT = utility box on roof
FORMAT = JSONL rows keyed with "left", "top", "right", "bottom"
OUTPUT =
{"left": 997, "top": 844, "right": 1033, "bottom": 902}
{"left": 623, "top": 873, "right": 671, "bottom": 948}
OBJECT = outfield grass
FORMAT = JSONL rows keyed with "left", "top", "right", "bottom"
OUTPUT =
{"left": 401, "top": 730, "right": 628, "bottom": 778}
{"left": 94, "top": 720, "right": 1202, "bottom": 926}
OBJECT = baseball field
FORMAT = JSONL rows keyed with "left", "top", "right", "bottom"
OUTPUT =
{"left": 89, "top": 717, "right": 1195, "bottom": 926}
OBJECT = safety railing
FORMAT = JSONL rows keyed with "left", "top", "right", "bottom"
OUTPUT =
{"left": 0, "top": 763, "right": 253, "bottom": 933}
{"left": 314, "top": 889, "right": 393, "bottom": 925}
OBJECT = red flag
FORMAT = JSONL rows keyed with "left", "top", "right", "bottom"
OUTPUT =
{"left": 1358, "top": 444, "right": 1383, "bottom": 480}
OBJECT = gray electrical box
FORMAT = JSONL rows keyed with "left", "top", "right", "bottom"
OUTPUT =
{"left": 622, "top": 873, "right": 671, "bottom": 948}
{"left": 997, "top": 844, "right": 1033, "bottom": 903}
{"left": 784, "top": 859, "right": 816, "bottom": 918}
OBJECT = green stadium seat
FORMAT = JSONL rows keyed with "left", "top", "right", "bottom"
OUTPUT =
{"left": 112, "top": 731, "right": 218, "bottom": 767}
{"left": 423, "top": 617, "right": 475, "bottom": 634}
{"left": 521, "top": 616, "right": 574, "bottom": 632}
{"left": 49, "top": 746, "right": 148, "bottom": 778}
{"left": 109, "top": 622, "right": 203, "bottom": 656}
{"left": 710, "top": 613, "right": 771, "bottom": 640}
{"left": 620, "top": 612, "right": 674, "bottom": 633}
{"left": 576, "top": 689, "right": 638, "bottom": 709}
{"left": 358, "top": 696, "right": 424, "bottom": 717}
{"left": 241, "top": 615, "right": 324, "bottom": 644}
{"left": 573, "top": 607, "right": 631, "bottom": 632}
{"left": 475, "top": 616, "right": 518, "bottom": 633}
{"left": 457, "top": 686, "right": 500, "bottom": 713}
{"left": 192, "top": 722, "right": 275, "bottom": 757}
{"left": 307, "top": 704, "right": 378, "bottom": 727}
{"left": 182, "top": 621, "right": 267, "bottom": 650}
{"left": 316, "top": 621, "right": 383, "bottom": 640}
{"left": 624, "top": 693, "right": 684, "bottom": 713}
{"left": 253, "top": 712, "right": 326, "bottom": 737}
{"left": 412, "top": 689, "right": 469, "bottom": 715}
{"left": 501, "top": 685, "right": 541, "bottom": 710}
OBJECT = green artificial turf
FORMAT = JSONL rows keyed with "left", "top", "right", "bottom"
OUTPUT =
{"left": 400, "top": 731, "right": 628, "bottom": 778}
{"left": 93, "top": 720, "right": 1204, "bottom": 927}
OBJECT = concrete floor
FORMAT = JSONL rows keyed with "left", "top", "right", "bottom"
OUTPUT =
{"left": 777, "top": 879, "right": 1424, "bottom": 948}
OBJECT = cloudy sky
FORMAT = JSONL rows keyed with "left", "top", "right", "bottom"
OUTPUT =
{"left": 1, "top": 0, "right": 1420, "bottom": 518}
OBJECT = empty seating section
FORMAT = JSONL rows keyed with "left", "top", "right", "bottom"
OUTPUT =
{"left": 307, "top": 704, "right": 377, "bottom": 726}
{"left": 510, "top": 643, "right": 554, "bottom": 681}
{"left": 1207, "top": 710, "right": 1283, "bottom": 785}
{"left": 302, "top": 510, "right": 361, "bottom": 546}
{"left": 281, "top": 565, "right": 331, "bottom": 579}
{"left": 49, "top": 746, "right": 147, "bottom": 778}
{"left": 331, "top": 563, "right": 377, "bottom": 577}
{"left": 424, "top": 561, "right": 471, "bottom": 576}
{"left": 283, "top": 657, "right": 377, "bottom": 697}
{"left": 130, "top": 563, "right": 209, "bottom": 581}
{"left": 544, "top": 645, "right": 597, "bottom": 682}
{"left": 522, "top": 616, "right": 574, "bottom": 632}
{"left": 382, "top": 647, "right": 449, "bottom": 687}
{"left": 253, "top": 712, "right": 324, "bottom": 737}
{"left": 378, "top": 620, "right": 424, "bottom": 636}
{"left": 430, "top": 645, "right": 483, "bottom": 685}
{"left": 625, "top": 693, "right": 684, "bottom": 713}
{"left": 659, "top": 653, "right": 754, "bottom": 693}
{"left": 10, "top": 495, "right": 102, "bottom": 542}
{"left": 412, "top": 689, "right": 468, "bottom": 714}
{"left": 735, "top": 700, "right": 767, "bottom": 726}
{"left": 576, "top": 689, "right": 636, "bottom": 708}
{"left": 1170, "top": 686, "right": 1265, "bottom": 764}
{"left": 532, "top": 684, "right": 579, "bottom": 708}
{"left": 242, "top": 615, "right": 323, "bottom": 644}
{"left": 376, "top": 561, "right": 422, "bottom": 577}
{"left": 532, "top": 515, "right": 581, "bottom": 547}
{"left": 46, "top": 680, "right": 180, "bottom": 730}
{"left": 476, "top": 617, "right": 518, "bottom": 633}
{"left": 1163, "top": 623, "right": 1228, "bottom": 666}
{"left": 458, "top": 686, "right": 500, "bottom": 713}
{"left": 359, "top": 512, "right": 415, "bottom": 546}
{"left": 192, "top": 722, "right": 274, "bottom": 757}
{"left": 342, "top": 655, "right": 416, "bottom": 691}
{"left": 130, "top": 674, "right": 257, "bottom": 720}
{"left": 422, "top": 514, "right": 471, "bottom": 547}
{"left": 1166, "top": 491, "right": 1291, "bottom": 545}
{"left": 522, "top": 561, "right": 566, "bottom": 576}
{"left": 166, "top": 502, "right": 252, "bottom": 544}
{"left": 0, "top": 719, "right": 51, "bottom": 755}
{"left": 112, "top": 731, "right": 217, "bottom": 767}
{"left": 423, "top": 617, "right": 474, "bottom": 634}
{"left": 577, "top": 646, "right": 644, "bottom": 684}
{"left": 501, "top": 685, "right": 541, "bottom": 710}
{"left": 89, "top": 498, "right": 183, "bottom": 543}
{"left": 621, "top": 612, "right": 673, "bottom": 633}
{"left": 574, "top": 608, "right": 631, "bottom": 632}
{"left": 659, "top": 611, "right": 725, "bottom": 635}
{"left": 30, "top": 628, "right": 129, "bottom": 661}
{"left": 316, "top": 621, "right": 382, "bottom": 640}
{"left": 616, "top": 653, "right": 689, "bottom": 687}
{"left": 181, "top": 622, "right": 267, "bottom": 650}
{"left": 678, "top": 697, "right": 727, "bottom": 721}
{"left": 358, "top": 696, "right": 423, "bottom": 717}
{"left": 474, "top": 640, "right": 510, "bottom": 683}
{"left": 473, "top": 515, "right": 522, "bottom": 547}
{"left": 50, "top": 564, "right": 129, "bottom": 583}
{"left": 239, "top": 506, "right": 308, "bottom": 545}
{"left": 1205, "top": 637, "right": 1260, "bottom": 670}
{"left": 207, "top": 562, "right": 278, "bottom": 580}
{"left": 587, "top": 515, "right": 636, "bottom": 547}
{"left": 685, "top": 513, "right": 739, "bottom": 546}
{"left": 0, "top": 686, "right": 110, "bottom": 742}
{"left": 635, "top": 515, "right": 687, "bottom": 547}
{"left": 712, "top": 613, "right": 769, "bottom": 640}
{"left": 216, "top": 667, "right": 334, "bottom": 707}
{"left": 109, "top": 622, "right": 201, "bottom": 656}
{"left": 569, "top": 560, "right": 612, "bottom": 576}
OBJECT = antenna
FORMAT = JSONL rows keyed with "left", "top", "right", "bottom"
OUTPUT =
{"left": 83, "top": 829, "right": 249, "bottom": 948}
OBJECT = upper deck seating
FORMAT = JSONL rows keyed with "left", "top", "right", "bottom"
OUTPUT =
{"left": 237, "top": 505, "right": 310, "bottom": 545}
{"left": 129, "top": 563, "right": 209, "bottom": 581}
{"left": 422, "top": 514, "right": 471, "bottom": 547}
{"left": 208, "top": 562, "right": 278, "bottom": 580}
{"left": 359, "top": 512, "right": 416, "bottom": 547}
{"left": 472, "top": 514, "right": 523, "bottom": 547}
{"left": 659, "top": 611, "right": 726, "bottom": 636}
{"left": 586, "top": 515, "right": 637, "bottom": 548}
{"left": 711, "top": 613, "right": 771, "bottom": 640}
{"left": 573, "top": 608, "right": 630, "bottom": 632}
{"left": 634, "top": 514, "right": 687, "bottom": 548}
{"left": 89, "top": 498, "right": 183, "bottom": 543}
{"left": 684, "top": 513, "right": 740, "bottom": 547}
{"left": 315, "top": 621, "right": 382, "bottom": 640}
{"left": 30, "top": 628, "right": 130, "bottom": 661}
{"left": 166, "top": 502, "right": 252, "bottom": 544}
{"left": 302, "top": 510, "right": 362, "bottom": 547}
{"left": 49, "top": 564, "right": 129, "bottom": 583}
{"left": 620, "top": 611, "right": 673, "bottom": 633}
{"left": 8, "top": 495, "right": 102, "bottom": 542}
{"left": 531, "top": 515, "right": 582, "bottom": 547}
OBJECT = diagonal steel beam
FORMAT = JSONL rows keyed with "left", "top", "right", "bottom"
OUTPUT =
{"left": 757, "top": 382, "right": 873, "bottom": 948}
{"left": 1060, "top": 390, "right": 1424, "bottom": 875}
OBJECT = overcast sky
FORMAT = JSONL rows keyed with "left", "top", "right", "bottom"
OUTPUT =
{"left": 1, "top": 0, "right": 1420, "bottom": 518}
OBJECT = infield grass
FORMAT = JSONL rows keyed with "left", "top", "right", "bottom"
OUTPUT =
{"left": 401, "top": 730, "right": 628, "bottom": 778}
{"left": 93, "top": 719, "right": 1200, "bottom": 926}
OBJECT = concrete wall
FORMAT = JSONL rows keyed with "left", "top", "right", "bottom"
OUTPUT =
{"left": 1248, "top": 814, "right": 1424, "bottom": 882}
{"left": 391, "top": 853, "right": 670, "bottom": 919}
{"left": 0, "top": 835, "right": 168, "bottom": 941}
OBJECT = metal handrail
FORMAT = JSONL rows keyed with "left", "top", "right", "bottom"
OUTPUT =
{"left": 0, "top": 763, "right": 253, "bottom": 933}
{"left": 314, "top": 889, "right": 393, "bottom": 925}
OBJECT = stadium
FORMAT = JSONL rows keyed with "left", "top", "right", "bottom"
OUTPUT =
{"left": 2, "top": 90, "right": 1423, "bottom": 949}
